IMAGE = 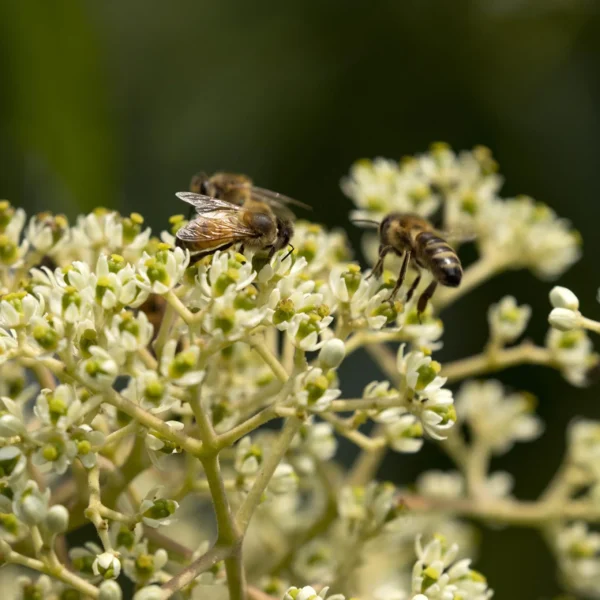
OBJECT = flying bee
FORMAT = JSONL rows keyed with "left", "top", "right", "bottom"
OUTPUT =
{"left": 175, "top": 173, "right": 309, "bottom": 262}
{"left": 353, "top": 213, "right": 467, "bottom": 317}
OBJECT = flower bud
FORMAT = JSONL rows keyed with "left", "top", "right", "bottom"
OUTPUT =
{"left": 133, "top": 585, "right": 163, "bottom": 600}
{"left": 318, "top": 339, "right": 346, "bottom": 370}
{"left": 550, "top": 286, "right": 579, "bottom": 311}
{"left": 45, "top": 504, "right": 70, "bottom": 534}
{"left": 99, "top": 580, "right": 123, "bottom": 600}
{"left": 549, "top": 307, "right": 580, "bottom": 332}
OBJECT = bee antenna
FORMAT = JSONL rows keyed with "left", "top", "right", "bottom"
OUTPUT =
{"left": 283, "top": 244, "right": 295, "bottom": 261}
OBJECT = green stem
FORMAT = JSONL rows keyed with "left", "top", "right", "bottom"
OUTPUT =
{"left": 236, "top": 417, "right": 303, "bottom": 533}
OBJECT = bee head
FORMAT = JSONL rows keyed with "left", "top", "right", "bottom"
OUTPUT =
{"left": 190, "top": 172, "right": 211, "bottom": 195}
{"left": 274, "top": 217, "right": 293, "bottom": 251}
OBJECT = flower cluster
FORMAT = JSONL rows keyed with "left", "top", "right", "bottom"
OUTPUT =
{"left": 0, "top": 144, "right": 591, "bottom": 600}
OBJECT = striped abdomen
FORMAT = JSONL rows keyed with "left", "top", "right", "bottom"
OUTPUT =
{"left": 414, "top": 231, "right": 462, "bottom": 287}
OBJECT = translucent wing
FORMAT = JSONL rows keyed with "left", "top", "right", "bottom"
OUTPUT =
{"left": 350, "top": 217, "right": 380, "bottom": 229}
{"left": 250, "top": 186, "right": 311, "bottom": 211}
{"left": 176, "top": 192, "right": 244, "bottom": 215}
{"left": 433, "top": 226, "right": 477, "bottom": 244}
{"left": 175, "top": 207, "right": 258, "bottom": 252}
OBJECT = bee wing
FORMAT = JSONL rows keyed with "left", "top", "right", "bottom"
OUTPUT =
{"left": 433, "top": 226, "right": 477, "bottom": 244}
{"left": 249, "top": 186, "right": 311, "bottom": 211}
{"left": 350, "top": 218, "right": 380, "bottom": 229}
{"left": 175, "top": 192, "right": 246, "bottom": 214}
{"left": 175, "top": 206, "right": 259, "bottom": 251}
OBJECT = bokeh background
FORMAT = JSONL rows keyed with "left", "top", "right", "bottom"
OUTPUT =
{"left": 2, "top": 0, "right": 600, "bottom": 597}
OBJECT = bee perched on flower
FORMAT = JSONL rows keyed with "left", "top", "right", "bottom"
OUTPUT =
{"left": 0, "top": 146, "right": 592, "bottom": 600}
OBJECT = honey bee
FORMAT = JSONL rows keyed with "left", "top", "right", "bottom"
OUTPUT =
{"left": 175, "top": 172, "right": 309, "bottom": 261}
{"left": 355, "top": 214, "right": 465, "bottom": 316}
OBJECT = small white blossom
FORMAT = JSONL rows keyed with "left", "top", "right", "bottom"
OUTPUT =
{"left": 93, "top": 551, "right": 122, "bottom": 580}
{"left": 546, "top": 328, "right": 596, "bottom": 387}
{"left": 13, "top": 480, "right": 51, "bottom": 525}
{"left": 34, "top": 384, "right": 82, "bottom": 429}
{"left": 145, "top": 421, "right": 184, "bottom": 470}
{"left": 269, "top": 463, "right": 298, "bottom": 495}
{"left": 139, "top": 486, "right": 178, "bottom": 529}
{"left": 456, "top": 380, "right": 543, "bottom": 454}
{"left": 488, "top": 296, "right": 531, "bottom": 343}
{"left": 136, "top": 246, "right": 189, "bottom": 295}
{"left": 235, "top": 436, "right": 263, "bottom": 475}
{"left": 293, "top": 367, "right": 341, "bottom": 412}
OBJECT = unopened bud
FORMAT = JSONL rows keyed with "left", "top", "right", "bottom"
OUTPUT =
{"left": 133, "top": 585, "right": 163, "bottom": 600}
{"left": 99, "top": 580, "right": 123, "bottom": 600}
{"left": 318, "top": 338, "right": 346, "bottom": 370}
{"left": 549, "top": 307, "right": 580, "bottom": 332}
{"left": 550, "top": 286, "right": 579, "bottom": 311}
{"left": 45, "top": 504, "right": 69, "bottom": 533}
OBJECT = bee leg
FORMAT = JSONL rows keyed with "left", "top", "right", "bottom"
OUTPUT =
{"left": 405, "top": 269, "right": 422, "bottom": 303}
{"left": 368, "top": 245, "right": 392, "bottom": 280}
{"left": 416, "top": 281, "right": 438, "bottom": 321}
{"left": 386, "top": 251, "right": 411, "bottom": 303}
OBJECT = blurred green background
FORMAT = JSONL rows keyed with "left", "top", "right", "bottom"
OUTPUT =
{"left": 2, "top": 0, "right": 600, "bottom": 597}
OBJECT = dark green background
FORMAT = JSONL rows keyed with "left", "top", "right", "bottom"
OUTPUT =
{"left": 2, "top": 1, "right": 600, "bottom": 597}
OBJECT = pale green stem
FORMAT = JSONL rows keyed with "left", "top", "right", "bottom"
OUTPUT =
{"left": 236, "top": 417, "right": 303, "bottom": 533}
{"left": 4, "top": 549, "right": 99, "bottom": 598}
{"left": 441, "top": 341, "right": 553, "bottom": 383}
{"left": 249, "top": 337, "right": 289, "bottom": 383}
{"left": 320, "top": 412, "right": 387, "bottom": 451}
{"left": 153, "top": 299, "right": 178, "bottom": 359}
{"left": 160, "top": 543, "right": 234, "bottom": 599}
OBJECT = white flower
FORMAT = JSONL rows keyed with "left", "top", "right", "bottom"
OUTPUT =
{"left": 416, "top": 470, "right": 464, "bottom": 500}
{"left": 235, "top": 436, "right": 263, "bottom": 475}
{"left": 139, "top": 486, "right": 179, "bottom": 528}
{"left": 122, "top": 540, "right": 168, "bottom": 584}
{"left": 13, "top": 480, "right": 51, "bottom": 525}
{"left": 283, "top": 586, "right": 345, "bottom": 600}
{"left": 93, "top": 551, "right": 122, "bottom": 580}
{"left": 546, "top": 328, "right": 596, "bottom": 387}
{"left": 31, "top": 429, "right": 77, "bottom": 475}
{"left": 385, "top": 412, "right": 423, "bottom": 453}
{"left": 145, "top": 422, "right": 184, "bottom": 470}
{"left": 122, "top": 371, "right": 178, "bottom": 414}
{"left": 0, "top": 396, "right": 27, "bottom": 438}
{"left": 414, "top": 388, "right": 456, "bottom": 440}
{"left": 105, "top": 310, "right": 153, "bottom": 353}
{"left": 33, "top": 384, "right": 82, "bottom": 429}
{"left": 396, "top": 344, "right": 446, "bottom": 398}
{"left": 549, "top": 307, "right": 580, "bottom": 332}
{"left": 269, "top": 463, "right": 298, "bottom": 495}
{"left": 78, "top": 346, "right": 120, "bottom": 389}
{"left": 0, "top": 445, "right": 27, "bottom": 483}
{"left": 25, "top": 212, "right": 69, "bottom": 254}
{"left": 159, "top": 340, "right": 205, "bottom": 387}
{"left": 71, "top": 425, "right": 105, "bottom": 468}
{"left": 456, "top": 380, "right": 543, "bottom": 454}
{"left": 550, "top": 285, "right": 579, "bottom": 311}
{"left": 488, "top": 296, "right": 531, "bottom": 343}
{"left": 136, "top": 246, "right": 189, "bottom": 294}
{"left": 0, "top": 292, "right": 44, "bottom": 329}
{"left": 568, "top": 419, "right": 600, "bottom": 478}
{"left": 198, "top": 251, "right": 256, "bottom": 298}
{"left": 412, "top": 535, "right": 493, "bottom": 600}
{"left": 293, "top": 367, "right": 341, "bottom": 412}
